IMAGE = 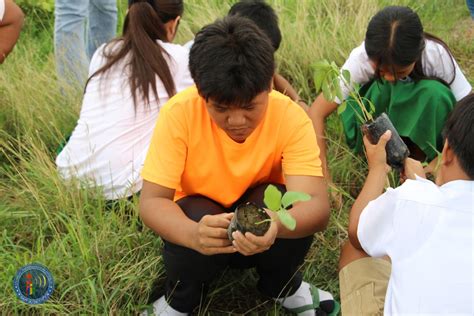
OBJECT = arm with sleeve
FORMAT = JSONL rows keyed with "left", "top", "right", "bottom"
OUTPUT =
{"left": 282, "top": 106, "right": 323, "bottom": 177}
{"left": 337, "top": 42, "right": 375, "bottom": 103}
{"left": 422, "top": 40, "right": 472, "bottom": 101}
{"left": 357, "top": 187, "right": 398, "bottom": 258}
{"left": 279, "top": 104, "right": 330, "bottom": 237}
{"left": 141, "top": 104, "right": 187, "bottom": 189}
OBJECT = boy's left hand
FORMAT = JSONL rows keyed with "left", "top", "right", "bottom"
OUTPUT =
{"left": 401, "top": 158, "right": 426, "bottom": 181}
{"left": 364, "top": 130, "right": 392, "bottom": 173}
{"left": 231, "top": 215, "right": 278, "bottom": 256}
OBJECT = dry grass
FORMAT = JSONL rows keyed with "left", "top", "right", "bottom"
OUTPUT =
{"left": 0, "top": 0, "right": 472, "bottom": 314}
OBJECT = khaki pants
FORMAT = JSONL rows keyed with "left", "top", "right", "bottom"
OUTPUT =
{"left": 339, "top": 257, "right": 391, "bottom": 315}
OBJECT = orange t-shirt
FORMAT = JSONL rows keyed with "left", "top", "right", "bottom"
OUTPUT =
{"left": 142, "top": 86, "right": 322, "bottom": 207}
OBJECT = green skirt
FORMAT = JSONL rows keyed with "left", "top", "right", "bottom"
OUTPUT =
{"left": 340, "top": 79, "right": 456, "bottom": 161}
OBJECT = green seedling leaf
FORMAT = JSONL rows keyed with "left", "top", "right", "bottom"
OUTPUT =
{"left": 281, "top": 191, "right": 311, "bottom": 209}
{"left": 278, "top": 209, "right": 296, "bottom": 231}
{"left": 321, "top": 83, "right": 333, "bottom": 102}
{"left": 312, "top": 60, "right": 331, "bottom": 70}
{"left": 332, "top": 76, "right": 343, "bottom": 101}
{"left": 263, "top": 184, "right": 282, "bottom": 211}
{"left": 312, "top": 61, "right": 332, "bottom": 92}
{"left": 337, "top": 101, "right": 348, "bottom": 115}
{"left": 314, "top": 70, "right": 325, "bottom": 92}
{"left": 368, "top": 100, "right": 376, "bottom": 116}
{"left": 342, "top": 69, "right": 351, "bottom": 84}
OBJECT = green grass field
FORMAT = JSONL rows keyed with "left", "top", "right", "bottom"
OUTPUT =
{"left": 1, "top": 0, "right": 472, "bottom": 314}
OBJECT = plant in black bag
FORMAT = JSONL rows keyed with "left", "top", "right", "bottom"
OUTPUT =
{"left": 313, "top": 60, "right": 409, "bottom": 170}
{"left": 228, "top": 185, "right": 310, "bottom": 241}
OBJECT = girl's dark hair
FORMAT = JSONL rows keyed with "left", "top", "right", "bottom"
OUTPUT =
{"left": 442, "top": 93, "right": 474, "bottom": 179}
{"left": 85, "top": 0, "right": 184, "bottom": 108}
{"left": 365, "top": 6, "right": 455, "bottom": 85}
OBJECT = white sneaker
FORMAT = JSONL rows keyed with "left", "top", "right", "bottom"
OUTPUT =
{"left": 140, "top": 296, "right": 188, "bottom": 316}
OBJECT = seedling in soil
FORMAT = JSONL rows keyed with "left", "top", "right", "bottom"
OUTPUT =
{"left": 313, "top": 60, "right": 374, "bottom": 122}
{"left": 260, "top": 184, "right": 311, "bottom": 231}
{"left": 313, "top": 60, "right": 410, "bottom": 170}
{"left": 227, "top": 185, "right": 311, "bottom": 241}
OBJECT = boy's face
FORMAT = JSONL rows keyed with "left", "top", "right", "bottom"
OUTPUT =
{"left": 206, "top": 90, "right": 270, "bottom": 143}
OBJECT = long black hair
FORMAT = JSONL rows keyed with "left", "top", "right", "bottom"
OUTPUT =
{"left": 85, "top": 0, "right": 184, "bottom": 108}
{"left": 365, "top": 6, "right": 456, "bottom": 85}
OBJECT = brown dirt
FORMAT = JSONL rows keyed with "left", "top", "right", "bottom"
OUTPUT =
{"left": 236, "top": 203, "right": 270, "bottom": 236}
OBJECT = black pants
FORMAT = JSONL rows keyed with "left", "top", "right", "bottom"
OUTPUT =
{"left": 162, "top": 183, "right": 314, "bottom": 313}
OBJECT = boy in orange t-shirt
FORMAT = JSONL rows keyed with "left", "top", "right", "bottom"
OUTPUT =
{"left": 140, "top": 16, "right": 338, "bottom": 316}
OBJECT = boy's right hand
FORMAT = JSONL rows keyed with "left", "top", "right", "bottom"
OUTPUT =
{"left": 364, "top": 130, "right": 392, "bottom": 173}
{"left": 401, "top": 158, "right": 426, "bottom": 182}
{"left": 192, "top": 213, "right": 236, "bottom": 255}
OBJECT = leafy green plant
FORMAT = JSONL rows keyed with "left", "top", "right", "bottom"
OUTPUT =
{"left": 313, "top": 59, "right": 375, "bottom": 123}
{"left": 260, "top": 184, "right": 311, "bottom": 231}
{"left": 16, "top": 0, "right": 54, "bottom": 12}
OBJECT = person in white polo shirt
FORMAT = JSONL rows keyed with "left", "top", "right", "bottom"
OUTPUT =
{"left": 0, "top": 0, "right": 24, "bottom": 63}
{"left": 56, "top": 0, "right": 193, "bottom": 200}
{"left": 339, "top": 93, "right": 474, "bottom": 315}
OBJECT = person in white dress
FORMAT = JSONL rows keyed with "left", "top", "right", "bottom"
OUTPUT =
{"left": 56, "top": 0, "right": 193, "bottom": 200}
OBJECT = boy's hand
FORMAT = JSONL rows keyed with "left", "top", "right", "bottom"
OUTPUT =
{"left": 192, "top": 213, "right": 236, "bottom": 255}
{"left": 401, "top": 158, "right": 426, "bottom": 181}
{"left": 231, "top": 212, "right": 278, "bottom": 256}
{"left": 423, "top": 156, "right": 439, "bottom": 178}
{"left": 364, "top": 130, "right": 392, "bottom": 174}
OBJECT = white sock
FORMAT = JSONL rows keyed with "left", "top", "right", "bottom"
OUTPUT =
{"left": 143, "top": 295, "right": 187, "bottom": 316}
{"left": 276, "top": 281, "right": 335, "bottom": 316}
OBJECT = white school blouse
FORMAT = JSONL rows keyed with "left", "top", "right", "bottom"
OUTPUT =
{"left": 338, "top": 39, "right": 472, "bottom": 102}
{"left": 56, "top": 40, "right": 194, "bottom": 199}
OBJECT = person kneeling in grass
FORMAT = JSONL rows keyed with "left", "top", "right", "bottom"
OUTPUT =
{"left": 339, "top": 94, "right": 474, "bottom": 315}
{"left": 139, "top": 16, "right": 339, "bottom": 316}
{"left": 0, "top": 0, "right": 24, "bottom": 64}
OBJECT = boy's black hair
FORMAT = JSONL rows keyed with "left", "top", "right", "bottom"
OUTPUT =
{"left": 189, "top": 16, "right": 275, "bottom": 107}
{"left": 228, "top": 0, "right": 282, "bottom": 51}
{"left": 442, "top": 94, "right": 474, "bottom": 179}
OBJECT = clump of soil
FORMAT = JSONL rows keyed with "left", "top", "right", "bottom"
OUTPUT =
{"left": 362, "top": 112, "right": 410, "bottom": 171}
{"left": 228, "top": 202, "right": 271, "bottom": 241}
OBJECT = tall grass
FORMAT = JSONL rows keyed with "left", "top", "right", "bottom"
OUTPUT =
{"left": 1, "top": 0, "right": 472, "bottom": 314}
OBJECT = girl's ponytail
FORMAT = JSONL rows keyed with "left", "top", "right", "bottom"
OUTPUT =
{"left": 86, "top": 0, "right": 184, "bottom": 109}
{"left": 125, "top": 1, "right": 176, "bottom": 107}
